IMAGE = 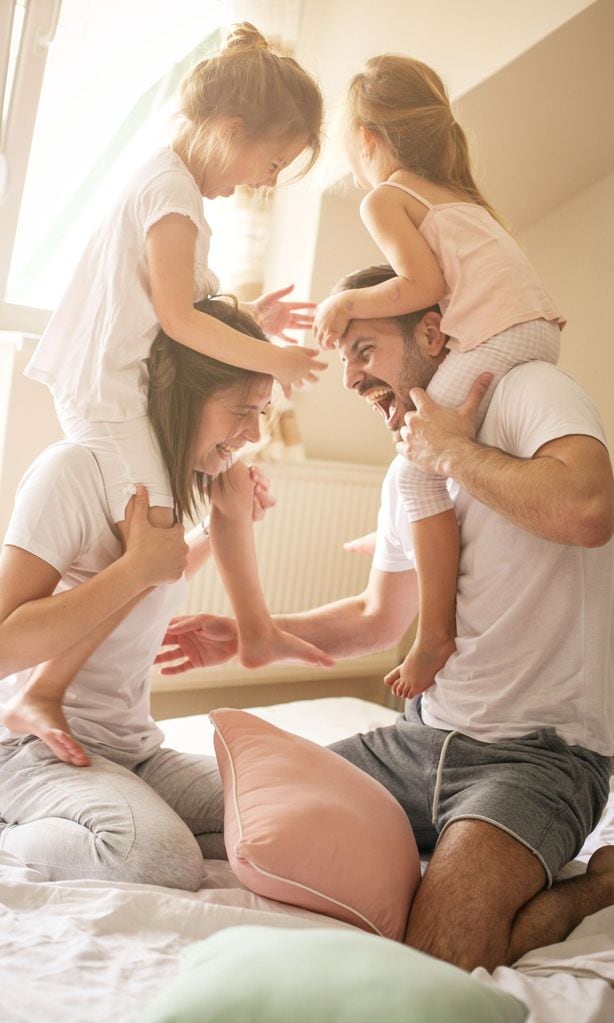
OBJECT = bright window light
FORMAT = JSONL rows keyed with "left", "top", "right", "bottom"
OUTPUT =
{"left": 6, "top": 0, "right": 230, "bottom": 312}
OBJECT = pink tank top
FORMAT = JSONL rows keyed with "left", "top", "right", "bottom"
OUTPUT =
{"left": 381, "top": 181, "right": 564, "bottom": 351}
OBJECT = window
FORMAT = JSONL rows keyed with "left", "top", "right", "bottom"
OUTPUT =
{"left": 0, "top": 0, "right": 230, "bottom": 334}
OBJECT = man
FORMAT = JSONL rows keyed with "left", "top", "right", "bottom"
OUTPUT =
{"left": 164, "top": 264, "right": 614, "bottom": 971}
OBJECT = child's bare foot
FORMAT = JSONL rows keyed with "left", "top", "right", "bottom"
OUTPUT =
{"left": 238, "top": 625, "right": 335, "bottom": 671}
{"left": 2, "top": 695, "right": 90, "bottom": 767}
{"left": 384, "top": 635, "right": 456, "bottom": 699}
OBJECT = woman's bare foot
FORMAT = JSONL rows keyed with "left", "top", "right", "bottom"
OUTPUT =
{"left": 2, "top": 695, "right": 90, "bottom": 767}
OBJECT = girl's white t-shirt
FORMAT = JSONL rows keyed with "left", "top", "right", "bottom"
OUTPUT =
{"left": 374, "top": 362, "right": 614, "bottom": 756}
{"left": 25, "top": 149, "right": 219, "bottom": 422}
{"left": 1, "top": 442, "right": 186, "bottom": 753}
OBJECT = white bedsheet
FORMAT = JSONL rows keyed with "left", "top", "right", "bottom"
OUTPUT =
{"left": 0, "top": 697, "right": 612, "bottom": 1023}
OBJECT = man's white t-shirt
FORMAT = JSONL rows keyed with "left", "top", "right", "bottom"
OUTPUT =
{"left": 373, "top": 362, "right": 614, "bottom": 756}
{"left": 24, "top": 148, "right": 219, "bottom": 422}
{"left": 1, "top": 443, "right": 186, "bottom": 752}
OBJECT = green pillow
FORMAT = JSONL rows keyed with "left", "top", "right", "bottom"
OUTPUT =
{"left": 137, "top": 926, "right": 528, "bottom": 1023}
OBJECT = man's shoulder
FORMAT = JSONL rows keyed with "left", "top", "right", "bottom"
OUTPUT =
{"left": 484, "top": 361, "right": 607, "bottom": 457}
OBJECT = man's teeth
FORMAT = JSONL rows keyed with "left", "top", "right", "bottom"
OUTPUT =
{"left": 364, "top": 387, "right": 395, "bottom": 421}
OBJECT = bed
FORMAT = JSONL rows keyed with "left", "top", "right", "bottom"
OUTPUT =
{"left": 1, "top": 696, "right": 613, "bottom": 1022}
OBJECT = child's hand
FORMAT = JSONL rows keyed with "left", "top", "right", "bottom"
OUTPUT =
{"left": 154, "top": 614, "right": 238, "bottom": 674}
{"left": 275, "top": 345, "right": 327, "bottom": 398}
{"left": 313, "top": 293, "right": 350, "bottom": 349}
{"left": 248, "top": 464, "right": 276, "bottom": 521}
{"left": 250, "top": 284, "right": 316, "bottom": 341}
{"left": 124, "top": 485, "right": 189, "bottom": 587}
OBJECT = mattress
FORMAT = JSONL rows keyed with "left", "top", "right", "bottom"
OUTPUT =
{"left": 1, "top": 697, "right": 612, "bottom": 1023}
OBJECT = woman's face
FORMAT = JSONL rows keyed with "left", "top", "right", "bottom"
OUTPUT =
{"left": 192, "top": 377, "right": 273, "bottom": 475}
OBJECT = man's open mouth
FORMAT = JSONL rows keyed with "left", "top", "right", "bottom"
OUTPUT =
{"left": 363, "top": 386, "right": 400, "bottom": 429}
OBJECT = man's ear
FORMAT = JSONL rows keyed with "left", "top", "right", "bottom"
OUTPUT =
{"left": 415, "top": 310, "right": 446, "bottom": 357}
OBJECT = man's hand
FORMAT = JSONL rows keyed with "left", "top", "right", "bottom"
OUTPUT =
{"left": 397, "top": 373, "right": 493, "bottom": 476}
{"left": 154, "top": 614, "right": 238, "bottom": 675}
{"left": 124, "top": 486, "right": 189, "bottom": 587}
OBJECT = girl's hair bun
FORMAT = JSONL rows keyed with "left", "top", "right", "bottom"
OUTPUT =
{"left": 223, "top": 21, "right": 269, "bottom": 52}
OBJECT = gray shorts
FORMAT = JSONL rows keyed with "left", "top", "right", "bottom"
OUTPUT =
{"left": 329, "top": 699, "right": 612, "bottom": 884}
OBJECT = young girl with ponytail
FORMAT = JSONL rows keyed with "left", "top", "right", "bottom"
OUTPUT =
{"left": 314, "top": 54, "right": 563, "bottom": 700}
{"left": 5, "top": 24, "right": 328, "bottom": 761}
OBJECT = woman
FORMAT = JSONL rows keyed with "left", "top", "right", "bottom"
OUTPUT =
{"left": 0, "top": 297, "right": 318, "bottom": 888}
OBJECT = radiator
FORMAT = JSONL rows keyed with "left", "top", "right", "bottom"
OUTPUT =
{"left": 154, "top": 458, "right": 404, "bottom": 691}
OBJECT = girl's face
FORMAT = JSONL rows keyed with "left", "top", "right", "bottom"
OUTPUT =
{"left": 192, "top": 377, "right": 273, "bottom": 475}
{"left": 198, "top": 133, "right": 307, "bottom": 199}
{"left": 346, "top": 125, "right": 372, "bottom": 190}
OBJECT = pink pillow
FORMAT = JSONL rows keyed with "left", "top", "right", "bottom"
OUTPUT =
{"left": 210, "top": 708, "right": 421, "bottom": 941}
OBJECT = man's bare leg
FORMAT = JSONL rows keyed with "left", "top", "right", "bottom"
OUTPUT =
{"left": 405, "top": 820, "right": 614, "bottom": 971}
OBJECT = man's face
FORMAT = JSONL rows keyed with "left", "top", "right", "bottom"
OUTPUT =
{"left": 338, "top": 316, "right": 440, "bottom": 432}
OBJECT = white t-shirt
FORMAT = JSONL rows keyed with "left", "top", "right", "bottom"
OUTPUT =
{"left": 24, "top": 148, "right": 219, "bottom": 421}
{"left": 373, "top": 362, "right": 614, "bottom": 755}
{"left": 1, "top": 442, "right": 186, "bottom": 752}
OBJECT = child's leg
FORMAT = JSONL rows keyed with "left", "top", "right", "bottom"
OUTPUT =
{"left": 2, "top": 591, "right": 144, "bottom": 766}
{"left": 209, "top": 463, "right": 333, "bottom": 670}
{"left": 389, "top": 320, "right": 560, "bottom": 699}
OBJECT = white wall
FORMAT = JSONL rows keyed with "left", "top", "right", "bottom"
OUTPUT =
{"left": 518, "top": 172, "right": 614, "bottom": 447}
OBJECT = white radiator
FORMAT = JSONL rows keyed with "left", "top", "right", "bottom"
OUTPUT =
{"left": 154, "top": 458, "right": 404, "bottom": 691}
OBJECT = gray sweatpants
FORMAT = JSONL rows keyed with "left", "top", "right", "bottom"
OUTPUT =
{"left": 0, "top": 735, "right": 225, "bottom": 889}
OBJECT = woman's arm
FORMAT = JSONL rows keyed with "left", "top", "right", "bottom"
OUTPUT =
{"left": 0, "top": 487, "right": 188, "bottom": 677}
{"left": 146, "top": 215, "right": 326, "bottom": 393}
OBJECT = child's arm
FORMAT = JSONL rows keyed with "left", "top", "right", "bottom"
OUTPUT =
{"left": 208, "top": 462, "right": 334, "bottom": 670}
{"left": 147, "top": 215, "right": 326, "bottom": 394}
{"left": 314, "top": 186, "right": 446, "bottom": 347}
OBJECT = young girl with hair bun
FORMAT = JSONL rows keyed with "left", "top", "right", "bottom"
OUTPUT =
{"left": 314, "top": 54, "right": 563, "bottom": 701}
{"left": 6, "top": 24, "right": 330, "bottom": 762}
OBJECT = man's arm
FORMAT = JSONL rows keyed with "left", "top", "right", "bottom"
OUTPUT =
{"left": 401, "top": 375, "right": 614, "bottom": 547}
{"left": 275, "top": 566, "right": 419, "bottom": 659}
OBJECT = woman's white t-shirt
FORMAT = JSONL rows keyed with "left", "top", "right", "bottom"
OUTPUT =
{"left": 374, "top": 362, "right": 614, "bottom": 756}
{"left": 24, "top": 148, "right": 219, "bottom": 421}
{"left": 1, "top": 442, "right": 186, "bottom": 753}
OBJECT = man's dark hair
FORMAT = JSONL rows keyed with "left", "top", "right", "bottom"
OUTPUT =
{"left": 333, "top": 264, "right": 439, "bottom": 344}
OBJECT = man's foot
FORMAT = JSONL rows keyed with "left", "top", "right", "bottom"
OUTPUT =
{"left": 384, "top": 635, "right": 456, "bottom": 699}
{"left": 586, "top": 846, "right": 614, "bottom": 896}
{"left": 2, "top": 695, "right": 90, "bottom": 767}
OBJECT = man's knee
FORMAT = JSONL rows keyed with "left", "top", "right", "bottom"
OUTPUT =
{"left": 405, "top": 820, "right": 546, "bottom": 971}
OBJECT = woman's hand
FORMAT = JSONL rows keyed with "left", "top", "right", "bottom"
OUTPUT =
{"left": 154, "top": 614, "right": 238, "bottom": 674}
{"left": 248, "top": 284, "right": 316, "bottom": 342}
{"left": 124, "top": 486, "right": 189, "bottom": 586}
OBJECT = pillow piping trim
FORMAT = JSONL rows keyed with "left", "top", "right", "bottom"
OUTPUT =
{"left": 213, "top": 721, "right": 386, "bottom": 938}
